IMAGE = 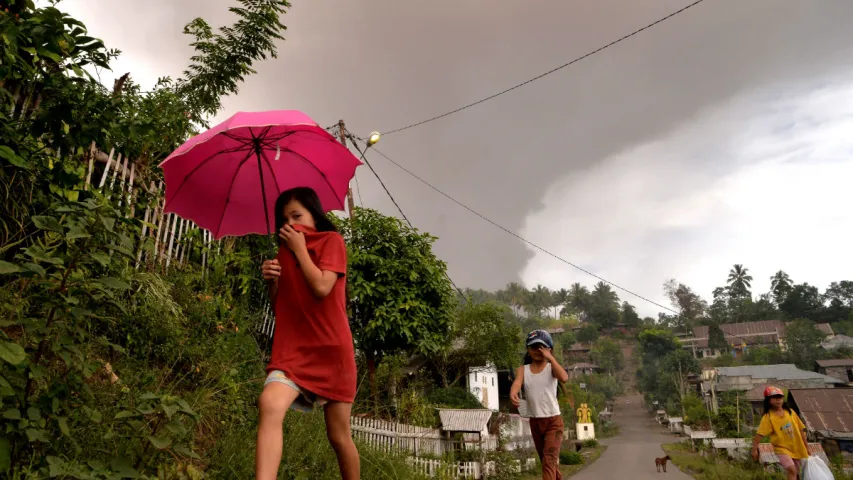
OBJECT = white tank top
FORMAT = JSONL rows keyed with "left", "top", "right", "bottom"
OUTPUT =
{"left": 523, "top": 363, "right": 561, "bottom": 418}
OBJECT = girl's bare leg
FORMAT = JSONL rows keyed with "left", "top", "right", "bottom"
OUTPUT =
{"left": 324, "top": 401, "right": 360, "bottom": 480}
{"left": 256, "top": 382, "right": 300, "bottom": 480}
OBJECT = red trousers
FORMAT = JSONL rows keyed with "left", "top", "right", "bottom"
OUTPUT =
{"left": 529, "top": 415, "right": 564, "bottom": 480}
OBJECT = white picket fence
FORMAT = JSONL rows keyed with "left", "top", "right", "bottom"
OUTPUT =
{"left": 86, "top": 144, "right": 219, "bottom": 273}
{"left": 350, "top": 416, "right": 445, "bottom": 456}
{"left": 406, "top": 457, "right": 538, "bottom": 479}
{"left": 87, "top": 144, "right": 278, "bottom": 336}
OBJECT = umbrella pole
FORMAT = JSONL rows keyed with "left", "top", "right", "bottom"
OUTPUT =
{"left": 254, "top": 146, "right": 275, "bottom": 251}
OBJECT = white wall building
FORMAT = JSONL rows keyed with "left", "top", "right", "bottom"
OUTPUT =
{"left": 467, "top": 364, "right": 499, "bottom": 411}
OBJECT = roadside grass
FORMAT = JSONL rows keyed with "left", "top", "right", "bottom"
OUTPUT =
{"left": 520, "top": 445, "right": 606, "bottom": 479}
{"left": 662, "top": 442, "right": 784, "bottom": 480}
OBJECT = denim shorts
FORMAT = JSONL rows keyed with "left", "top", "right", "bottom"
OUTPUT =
{"left": 264, "top": 370, "right": 329, "bottom": 412}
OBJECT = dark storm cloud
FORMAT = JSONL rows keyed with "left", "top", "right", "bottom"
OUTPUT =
{"left": 62, "top": 0, "right": 853, "bottom": 311}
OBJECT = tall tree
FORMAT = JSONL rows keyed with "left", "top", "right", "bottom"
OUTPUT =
{"left": 430, "top": 302, "right": 521, "bottom": 387}
{"left": 784, "top": 319, "right": 825, "bottom": 370}
{"left": 501, "top": 282, "right": 527, "bottom": 318}
{"left": 779, "top": 283, "right": 825, "bottom": 321}
{"left": 727, "top": 264, "right": 753, "bottom": 299}
{"left": 770, "top": 270, "right": 793, "bottom": 305}
{"left": 568, "top": 283, "right": 590, "bottom": 319}
{"left": 591, "top": 338, "right": 625, "bottom": 376}
{"left": 663, "top": 279, "right": 708, "bottom": 329}
{"left": 525, "top": 284, "right": 552, "bottom": 318}
{"left": 621, "top": 302, "right": 641, "bottom": 327}
{"left": 337, "top": 208, "right": 456, "bottom": 401}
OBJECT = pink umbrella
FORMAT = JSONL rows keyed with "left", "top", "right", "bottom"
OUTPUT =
{"left": 159, "top": 110, "right": 361, "bottom": 239}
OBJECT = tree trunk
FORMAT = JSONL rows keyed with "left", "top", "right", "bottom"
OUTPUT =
{"left": 366, "top": 352, "right": 378, "bottom": 413}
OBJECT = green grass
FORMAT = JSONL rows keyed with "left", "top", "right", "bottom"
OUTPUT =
{"left": 520, "top": 445, "right": 606, "bottom": 479}
{"left": 662, "top": 442, "right": 784, "bottom": 480}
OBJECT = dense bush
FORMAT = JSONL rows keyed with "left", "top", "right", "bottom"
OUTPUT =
{"left": 560, "top": 450, "right": 584, "bottom": 465}
{"left": 425, "top": 386, "right": 485, "bottom": 410}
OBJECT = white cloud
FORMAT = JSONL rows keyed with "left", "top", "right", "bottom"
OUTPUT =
{"left": 520, "top": 78, "right": 853, "bottom": 317}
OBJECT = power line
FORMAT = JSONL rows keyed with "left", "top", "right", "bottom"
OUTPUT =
{"left": 347, "top": 136, "right": 467, "bottom": 300}
{"left": 365, "top": 142, "right": 679, "bottom": 315}
{"left": 381, "top": 0, "right": 705, "bottom": 136}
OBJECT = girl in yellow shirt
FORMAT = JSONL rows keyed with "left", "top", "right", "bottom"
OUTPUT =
{"left": 751, "top": 386, "right": 809, "bottom": 480}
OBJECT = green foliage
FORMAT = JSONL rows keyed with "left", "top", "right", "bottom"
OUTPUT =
{"left": 784, "top": 319, "right": 825, "bottom": 369}
{"left": 429, "top": 302, "right": 521, "bottom": 386}
{"left": 337, "top": 208, "right": 456, "bottom": 359}
{"left": 425, "top": 387, "right": 484, "bottom": 410}
{"left": 581, "top": 439, "right": 599, "bottom": 448}
{"left": 559, "top": 450, "right": 583, "bottom": 465}
{"left": 577, "top": 324, "right": 599, "bottom": 345}
{"left": 590, "top": 338, "right": 624, "bottom": 375}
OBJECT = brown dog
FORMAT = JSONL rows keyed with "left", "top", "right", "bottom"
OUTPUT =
{"left": 655, "top": 455, "right": 670, "bottom": 472}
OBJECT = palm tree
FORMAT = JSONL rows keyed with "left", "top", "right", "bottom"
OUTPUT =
{"left": 770, "top": 270, "right": 792, "bottom": 304}
{"left": 502, "top": 282, "right": 527, "bottom": 318}
{"left": 568, "top": 283, "right": 590, "bottom": 320}
{"left": 525, "top": 284, "right": 552, "bottom": 318}
{"left": 554, "top": 288, "right": 570, "bottom": 318}
{"left": 592, "top": 281, "right": 619, "bottom": 307}
{"left": 728, "top": 264, "right": 753, "bottom": 298}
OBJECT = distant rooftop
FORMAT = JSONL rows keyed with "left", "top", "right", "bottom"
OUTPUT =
{"left": 717, "top": 364, "right": 845, "bottom": 384}
{"left": 816, "top": 359, "right": 853, "bottom": 368}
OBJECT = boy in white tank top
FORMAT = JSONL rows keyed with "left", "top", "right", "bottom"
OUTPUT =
{"left": 510, "top": 330, "right": 569, "bottom": 480}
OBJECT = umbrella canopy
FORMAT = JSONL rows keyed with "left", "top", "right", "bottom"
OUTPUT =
{"left": 160, "top": 110, "right": 361, "bottom": 239}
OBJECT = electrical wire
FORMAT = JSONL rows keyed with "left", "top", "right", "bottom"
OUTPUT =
{"left": 363, "top": 141, "right": 679, "bottom": 315}
{"left": 381, "top": 0, "right": 705, "bottom": 136}
{"left": 347, "top": 136, "right": 467, "bottom": 300}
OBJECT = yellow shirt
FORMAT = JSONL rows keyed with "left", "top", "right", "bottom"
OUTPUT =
{"left": 757, "top": 409, "right": 809, "bottom": 459}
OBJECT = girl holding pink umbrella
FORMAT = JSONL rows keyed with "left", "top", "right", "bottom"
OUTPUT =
{"left": 160, "top": 111, "right": 363, "bottom": 479}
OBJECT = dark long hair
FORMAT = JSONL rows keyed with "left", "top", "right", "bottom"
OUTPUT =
{"left": 763, "top": 396, "right": 793, "bottom": 415}
{"left": 274, "top": 187, "right": 337, "bottom": 242}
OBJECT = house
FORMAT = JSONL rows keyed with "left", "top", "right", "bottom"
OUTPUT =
{"left": 564, "top": 343, "right": 591, "bottom": 362}
{"left": 566, "top": 362, "right": 601, "bottom": 379}
{"left": 467, "top": 365, "right": 499, "bottom": 411}
{"left": 710, "top": 364, "right": 846, "bottom": 413}
{"left": 816, "top": 359, "right": 853, "bottom": 385}
{"left": 680, "top": 320, "right": 834, "bottom": 359}
{"left": 822, "top": 334, "right": 853, "bottom": 351}
{"left": 787, "top": 388, "right": 853, "bottom": 465}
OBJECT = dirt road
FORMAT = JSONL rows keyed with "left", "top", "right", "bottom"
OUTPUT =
{"left": 571, "top": 393, "right": 692, "bottom": 479}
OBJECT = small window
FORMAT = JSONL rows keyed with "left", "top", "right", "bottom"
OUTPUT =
{"left": 474, "top": 373, "right": 478, "bottom": 382}
{"left": 492, "top": 378, "right": 495, "bottom": 387}
{"left": 584, "top": 426, "right": 589, "bottom": 431}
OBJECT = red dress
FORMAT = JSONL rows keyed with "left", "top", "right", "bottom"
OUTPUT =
{"left": 266, "top": 225, "right": 356, "bottom": 403}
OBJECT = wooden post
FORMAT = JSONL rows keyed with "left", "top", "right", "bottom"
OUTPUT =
{"left": 108, "top": 153, "right": 123, "bottom": 192}
{"left": 97, "top": 148, "right": 115, "bottom": 189}
{"left": 135, "top": 181, "right": 155, "bottom": 269}
{"left": 736, "top": 391, "right": 740, "bottom": 434}
{"left": 337, "top": 119, "right": 356, "bottom": 220}
{"left": 84, "top": 142, "right": 96, "bottom": 191}
{"left": 165, "top": 216, "right": 181, "bottom": 268}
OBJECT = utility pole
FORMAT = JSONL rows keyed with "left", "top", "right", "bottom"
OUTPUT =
{"left": 337, "top": 119, "right": 356, "bottom": 220}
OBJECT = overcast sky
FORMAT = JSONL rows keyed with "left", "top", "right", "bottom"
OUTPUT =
{"left": 61, "top": 0, "right": 853, "bottom": 317}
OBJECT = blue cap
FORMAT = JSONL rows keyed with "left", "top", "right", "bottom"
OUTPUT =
{"left": 526, "top": 329, "right": 553, "bottom": 349}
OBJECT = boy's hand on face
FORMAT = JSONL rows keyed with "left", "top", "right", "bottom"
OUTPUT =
{"left": 541, "top": 347, "right": 555, "bottom": 362}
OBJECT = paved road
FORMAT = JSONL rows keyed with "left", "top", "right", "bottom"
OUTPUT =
{"left": 572, "top": 393, "right": 693, "bottom": 479}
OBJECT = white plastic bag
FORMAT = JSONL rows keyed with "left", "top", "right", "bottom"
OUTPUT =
{"left": 802, "top": 455, "right": 834, "bottom": 480}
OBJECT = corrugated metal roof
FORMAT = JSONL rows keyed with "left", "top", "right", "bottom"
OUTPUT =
{"left": 823, "top": 335, "right": 853, "bottom": 350}
{"left": 790, "top": 388, "right": 853, "bottom": 434}
{"left": 716, "top": 364, "right": 845, "bottom": 384}
{"left": 438, "top": 409, "right": 492, "bottom": 433}
{"left": 816, "top": 359, "right": 853, "bottom": 368}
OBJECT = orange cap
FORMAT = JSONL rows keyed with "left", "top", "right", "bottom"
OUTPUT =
{"left": 764, "top": 386, "right": 784, "bottom": 397}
